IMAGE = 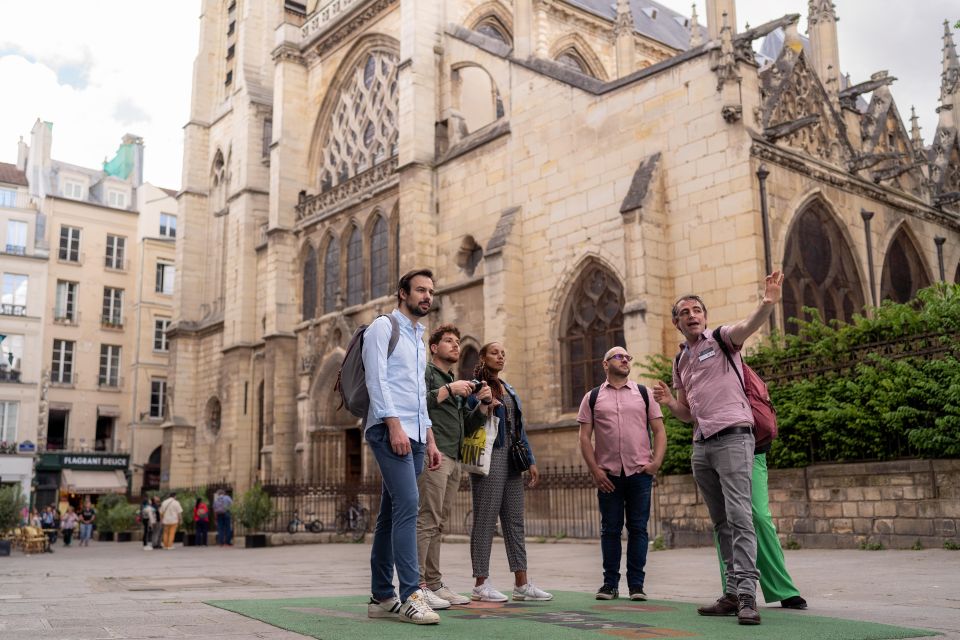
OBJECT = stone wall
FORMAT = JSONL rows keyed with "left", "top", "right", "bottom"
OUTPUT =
{"left": 658, "top": 459, "right": 960, "bottom": 549}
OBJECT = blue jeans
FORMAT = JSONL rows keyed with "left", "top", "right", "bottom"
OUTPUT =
{"left": 598, "top": 471, "right": 653, "bottom": 589}
{"left": 366, "top": 423, "right": 425, "bottom": 602}
{"left": 79, "top": 523, "right": 93, "bottom": 542}
{"left": 215, "top": 513, "right": 232, "bottom": 545}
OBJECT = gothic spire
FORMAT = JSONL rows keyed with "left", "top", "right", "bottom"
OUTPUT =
{"left": 940, "top": 20, "right": 960, "bottom": 108}
{"left": 689, "top": 3, "right": 702, "bottom": 47}
{"left": 808, "top": 0, "right": 840, "bottom": 103}
{"left": 910, "top": 105, "right": 924, "bottom": 152}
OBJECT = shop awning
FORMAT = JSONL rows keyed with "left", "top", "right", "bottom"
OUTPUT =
{"left": 97, "top": 404, "right": 121, "bottom": 417}
{"left": 61, "top": 469, "right": 127, "bottom": 494}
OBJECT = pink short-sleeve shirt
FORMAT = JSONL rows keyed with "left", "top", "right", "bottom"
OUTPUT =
{"left": 577, "top": 381, "right": 663, "bottom": 476}
{"left": 672, "top": 325, "right": 753, "bottom": 440}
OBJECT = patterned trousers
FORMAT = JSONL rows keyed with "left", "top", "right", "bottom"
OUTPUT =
{"left": 470, "top": 443, "right": 527, "bottom": 577}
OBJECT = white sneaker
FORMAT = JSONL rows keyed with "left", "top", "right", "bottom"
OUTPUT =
{"left": 434, "top": 584, "right": 471, "bottom": 605}
{"left": 367, "top": 595, "right": 401, "bottom": 619}
{"left": 471, "top": 583, "right": 508, "bottom": 602}
{"left": 143, "top": 545, "right": 152, "bottom": 551}
{"left": 512, "top": 582, "right": 553, "bottom": 601}
{"left": 420, "top": 586, "right": 451, "bottom": 610}
{"left": 398, "top": 590, "right": 440, "bottom": 625}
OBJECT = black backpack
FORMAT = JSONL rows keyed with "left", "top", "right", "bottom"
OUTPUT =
{"left": 335, "top": 314, "right": 400, "bottom": 418}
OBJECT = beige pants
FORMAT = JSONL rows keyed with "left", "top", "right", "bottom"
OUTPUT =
{"left": 416, "top": 455, "right": 461, "bottom": 588}
{"left": 162, "top": 524, "right": 178, "bottom": 549}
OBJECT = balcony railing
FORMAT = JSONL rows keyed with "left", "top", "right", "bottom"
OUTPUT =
{"left": 98, "top": 375, "right": 123, "bottom": 389}
{"left": 51, "top": 372, "right": 76, "bottom": 386}
{"left": 57, "top": 251, "right": 83, "bottom": 265}
{"left": 0, "top": 303, "right": 26, "bottom": 316}
{"left": 301, "top": 0, "right": 362, "bottom": 43}
{"left": 43, "top": 438, "right": 128, "bottom": 453}
{"left": 104, "top": 257, "right": 129, "bottom": 271}
{"left": 53, "top": 308, "right": 79, "bottom": 325}
{"left": 0, "top": 191, "right": 38, "bottom": 210}
{"left": 0, "top": 369, "right": 21, "bottom": 383}
{"left": 100, "top": 314, "right": 125, "bottom": 330}
{"left": 4, "top": 244, "right": 26, "bottom": 256}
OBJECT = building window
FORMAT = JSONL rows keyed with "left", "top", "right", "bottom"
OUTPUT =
{"left": 559, "top": 264, "right": 625, "bottom": 411}
{"left": 0, "top": 401, "right": 17, "bottom": 442}
{"left": 370, "top": 216, "right": 389, "bottom": 299}
{"left": 346, "top": 226, "right": 363, "bottom": 306}
{"left": 782, "top": 201, "right": 865, "bottom": 332}
{"left": 880, "top": 228, "right": 932, "bottom": 304}
{"left": 150, "top": 379, "right": 167, "bottom": 419}
{"left": 0, "top": 334, "right": 23, "bottom": 371}
{"left": 105, "top": 234, "right": 126, "bottom": 270}
{"left": 99, "top": 344, "right": 121, "bottom": 387}
{"left": 0, "top": 188, "right": 16, "bottom": 207}
{"left": 107, "top": 190, "right": 127, "bottom": 208}
{"left": 63, "top": 180, "right": 84, "bottom": 200}
{"left": 0, "top": 273, "right": 27, "bottom": 316}
{"left": 52, "top": 339, "right": 75, "bottom": 384}
{"left": 155, "top": 262, "right": 175, "bottom": 294}
{"left": 458, "top": 344, "right": 480, "bottom": 381}
{"left": 58, "top": 225, "right": 81, "bottom": 262}
{"left": 206, "top": 397, "right": 222, "bottom": 436}
{"left": 302, "top": 245, "right": 317, "bottom": 320}
{"left": 323, "top": 237, "right": 340, "bottom": 313}
{"left": 474, "top": 16, "right": 511, "bottom": 44}
{"left": 154, "top": 318, "right": 171, "bottom": 351}
{"left": 262, "top": 117, "right": 272, "bottom": 160}
{"left": 6, "top": 220, "right": 27, "bottom": 254}
{"left": 159, "top": 213, "right": 177, "bottom": 238}
{"left": 102, "top": 287, "right": 124, "bottom": 328}
{"left": 556, "top": 49, "right": 590, "bottom": 75}
{"left": 225, "top": 70, "right": 233, "bottom": 86}
{"left": 317, "top": 50, "right": 400, "bottom": 192}
{"left": 54, "top": 281, "right": 78, "bottom": 323}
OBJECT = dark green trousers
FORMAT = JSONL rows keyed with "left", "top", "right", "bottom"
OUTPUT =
{"left": 716, "top": 453, "right": 801, "bottom": 603}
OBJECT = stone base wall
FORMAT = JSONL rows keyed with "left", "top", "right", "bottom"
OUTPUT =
{"left": 658, "top": 459, "right": 960, "bottom": 550}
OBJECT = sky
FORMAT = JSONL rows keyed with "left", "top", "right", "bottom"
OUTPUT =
{"left": 0, "top": 1, "right": 955, "bottom": 191}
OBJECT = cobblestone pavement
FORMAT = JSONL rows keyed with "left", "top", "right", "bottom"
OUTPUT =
{"left": 1, "top": 538, "right": 957, "bottom": 639}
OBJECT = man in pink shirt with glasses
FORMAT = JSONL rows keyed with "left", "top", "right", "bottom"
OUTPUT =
{"left": 578, "top": 346, "right": 666, "bottom": 601}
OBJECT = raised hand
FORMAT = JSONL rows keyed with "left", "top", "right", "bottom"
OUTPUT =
{"left": 763, "top": 270, "right": 784, "bottom": 304}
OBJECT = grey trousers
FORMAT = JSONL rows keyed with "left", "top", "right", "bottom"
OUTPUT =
{"left": 692, "top": 429, "right": 759, "bottom": 598}
{"left": 470, "top": 443, "right": 527, "bottom": 577}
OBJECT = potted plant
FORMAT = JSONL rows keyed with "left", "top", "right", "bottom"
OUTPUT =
{"left": 106, "top": 503, "right": 139, "bottom": 542}
{"left": 234, "top": 484, "right": 272, "bottom": 548}
{"left": 0, "top": 484, "right": 26, "bottom": 556}
{"left": 177, "top": 488, "right": 205, "bottom": 546}
{"left": 95, "top": 494, "right": 125, "bottom": 541}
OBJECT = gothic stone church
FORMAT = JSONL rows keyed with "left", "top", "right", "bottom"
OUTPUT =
{"left": 160, "top": 0, "right": 960, "bottom": 492}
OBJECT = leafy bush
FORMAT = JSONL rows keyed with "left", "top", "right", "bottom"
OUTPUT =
{"left": 99, "top": 502, "right": 138, "bottom": 534}
{"left": 0, "top": 484, "right": 26, "bottom": 533}
{"left": 95, "top": 493, "right": 125, "bottom": 513}
{"left": 641, "top": 283, "right": 960, "bottom": 474}
{"left": 234, "top": 484, "right": 272, "bottom": 531}
{"left": 175, "top": 488, "right": 207, "bottom": 533}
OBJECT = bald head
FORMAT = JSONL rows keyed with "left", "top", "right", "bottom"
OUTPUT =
{"left": 604, "top": 346, "right": 627, "bottom": 361}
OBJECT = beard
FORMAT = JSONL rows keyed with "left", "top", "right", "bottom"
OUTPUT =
{"left": 404, "top": 297, "right": 430, "bottom": 317}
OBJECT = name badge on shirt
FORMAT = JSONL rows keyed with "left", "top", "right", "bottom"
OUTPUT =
{"left": 698, "top": 347, "right": 717, "bottom": 363}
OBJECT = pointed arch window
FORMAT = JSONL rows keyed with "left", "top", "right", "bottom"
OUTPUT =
{"left": 556, "top": 49, "right": 590, "bottom": 76}
{"left": 346, "top": 226, "right": 363, "bottom": 307}
{"left": 954, "top": 261, "right": 960, "bottom": 284}
{"left": 475, "top": 16, "right": 511, "bottom": 44}
{"left": 560, "top": 264, "right": 625, "bottom": 411}
{"left": 370, "top": 215, "right": 389, "bottom": 299}
{"left": 458, "top": 344, "right": 480, "bottom": 382}
{"left": 880, "top": 228, "right": 931, "bottom": 303}
{"left": 323, "top": 237, "right": 340, "bottom": 314}
{"left": 302, "top": 245, "right": 317, "bottom": 320}
{"left": 318, "top": 50, "right": 399, "bottom": 192}
{"left": 782, "top": 202, "right": 865, "bottom": 332}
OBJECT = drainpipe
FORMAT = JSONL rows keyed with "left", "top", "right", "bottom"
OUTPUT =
{"left": 935, "top": 237, "right": 946, "bottom": 281}
{"left": 756, "top": 164, "right": 775, "bottom": 332}
{"left": 861, "top": 209, "right": 878, "bottom": 307}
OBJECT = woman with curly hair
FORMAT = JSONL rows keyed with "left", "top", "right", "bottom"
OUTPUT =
{"left": 468, "top": 341, "right": 553, "bottom": 603}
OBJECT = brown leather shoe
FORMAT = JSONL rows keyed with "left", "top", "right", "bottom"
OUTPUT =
{"left": 737, "top": 593, "right": 762, "bottom": 625}
{"left": 697, "top": 593, "right": 738, "bottom": 616}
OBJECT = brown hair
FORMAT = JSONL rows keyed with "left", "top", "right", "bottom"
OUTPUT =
{"left": 428, "top": 324, "right": 460, "bottom": 348}
{"left": 671, "top": 294, "right": 708, "bottom": 319}
{"left": 473, "top": 342, "right": 504, "bottom": 400}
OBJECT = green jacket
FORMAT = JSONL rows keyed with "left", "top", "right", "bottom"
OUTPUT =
{"left": 425, "top": 362, "right": 485, "bottom": 460}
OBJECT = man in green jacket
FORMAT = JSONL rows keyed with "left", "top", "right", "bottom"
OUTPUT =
{"left": 417, "top": 324, "right": 491, "bottom": 608}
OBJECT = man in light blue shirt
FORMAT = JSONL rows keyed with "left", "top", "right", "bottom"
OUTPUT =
{"left": 364, "top": 268, "right": 442, "bottom": 625}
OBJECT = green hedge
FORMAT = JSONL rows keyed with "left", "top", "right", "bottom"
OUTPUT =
{"left": 642, "top": 283, "right": 960, "bottom": 474}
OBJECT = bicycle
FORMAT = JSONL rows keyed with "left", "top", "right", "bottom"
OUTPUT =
{"left": 335, "top": 500, "right": 369, "bottom": 541}
{"left": 287, "top": 510, "right": 324, "bottom": 534}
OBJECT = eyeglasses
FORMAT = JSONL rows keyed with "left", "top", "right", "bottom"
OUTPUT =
{"left": 606, "top": 354, "right": 633, "bottom": 363}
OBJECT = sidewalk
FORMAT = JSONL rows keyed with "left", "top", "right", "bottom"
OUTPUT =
{"left": 0, "top": 540, "right": 956, "bottom": 639}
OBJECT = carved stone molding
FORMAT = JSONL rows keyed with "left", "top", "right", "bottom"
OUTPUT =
{"left": 304, "top": 0, "right": 398, "bottom": 58}
{"left": 296, "top": 157, "right": 399, "bottom": 224}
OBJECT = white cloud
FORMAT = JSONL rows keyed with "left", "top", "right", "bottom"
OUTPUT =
{"left": 0, "top": 1, "right": 198, "bottom": 190}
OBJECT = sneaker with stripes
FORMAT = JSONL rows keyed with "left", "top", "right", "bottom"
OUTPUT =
{"left": 398, "top": 590, "right": 440, "bottom": 625}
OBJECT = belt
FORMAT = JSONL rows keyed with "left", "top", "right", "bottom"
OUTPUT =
{"left": 697, "top": 425, "right": 752, "bottom": 442}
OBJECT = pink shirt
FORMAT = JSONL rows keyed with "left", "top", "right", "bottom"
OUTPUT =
{"left": 577, "top": 381, "right": 663, "bottom": 476}
{"left": 672, "top": 325, "right": 753, "bottom": 440}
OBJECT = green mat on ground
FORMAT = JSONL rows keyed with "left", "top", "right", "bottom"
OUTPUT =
{"left": 206, "top": 591, "right": 938, "bottom": 640}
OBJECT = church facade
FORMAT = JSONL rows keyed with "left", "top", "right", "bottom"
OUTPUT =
{"left": 162, "top": 0, "right": 960, "bottom": 491}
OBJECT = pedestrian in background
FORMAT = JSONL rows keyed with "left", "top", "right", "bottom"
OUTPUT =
{"left": 194, "top": 497, "right": 210, "bottom": 546}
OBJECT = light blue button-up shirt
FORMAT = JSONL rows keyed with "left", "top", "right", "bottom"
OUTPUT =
{"left": 362, "top": 308, "right": 431, "bottom": 441}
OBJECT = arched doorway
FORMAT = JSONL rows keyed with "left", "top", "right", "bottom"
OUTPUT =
{"left": 142, "top": 446, "right": 162, "bottom": 492}
{"left": 781, "top": 201, "right": 865, "bottom": 332}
